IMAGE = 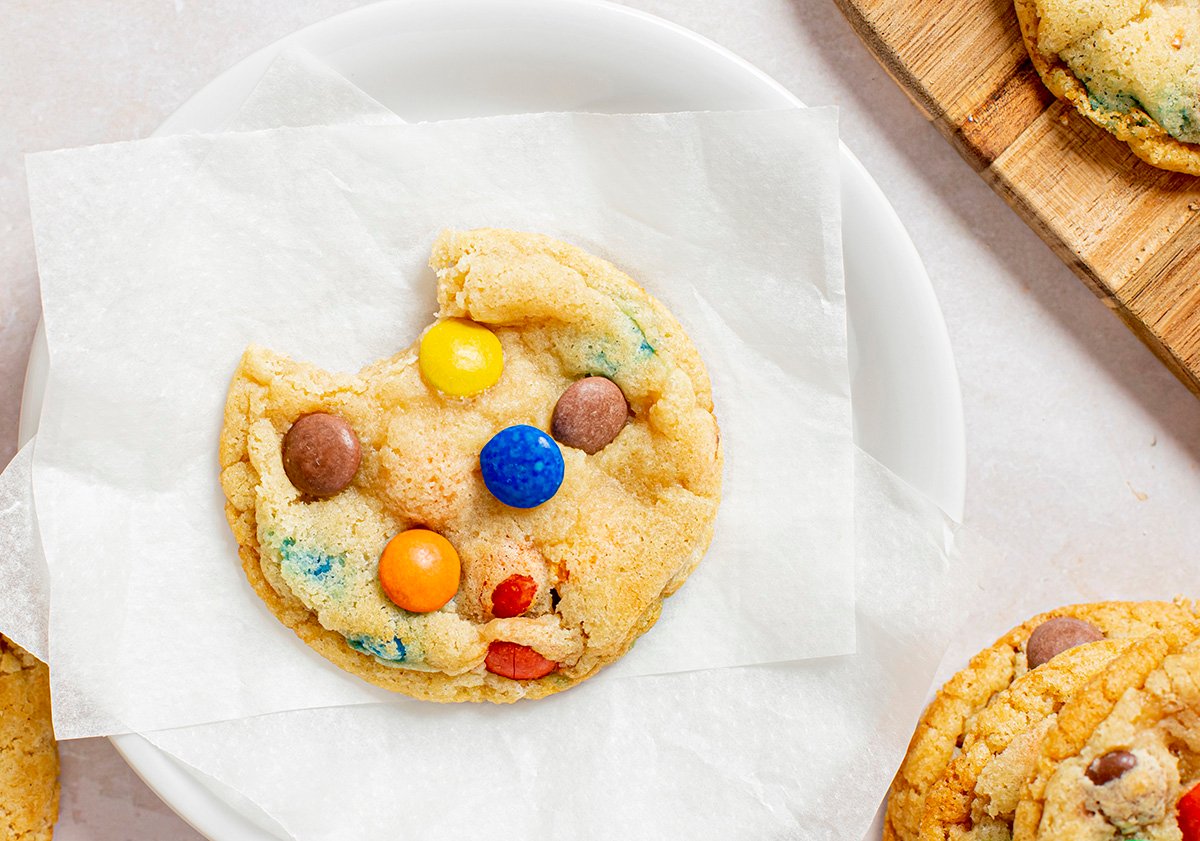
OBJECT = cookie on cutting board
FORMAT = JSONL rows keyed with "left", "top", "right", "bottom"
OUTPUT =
{"left": 1014, "top": 0, "right": 1200, "bottom": 174}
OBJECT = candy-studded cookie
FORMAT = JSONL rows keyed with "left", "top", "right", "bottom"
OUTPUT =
{"left": 1014, "top": 0, "right": 1200, "bottom": 174}
{"left": 0, "top": 635, "right": 59, "bottom": 840}
{"left": 1013, "top": 635, "right": 1200, "bottom": 840}
{"left": 885, "top": 601, "right": 1200, "bottom": 841}
{"left": 220, "top": 228, "right": 722, "bottom": 703}
{"left": 918, "top": 633, "right": 1190, "bottom": 841}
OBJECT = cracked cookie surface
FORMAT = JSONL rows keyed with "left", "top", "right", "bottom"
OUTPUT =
{"left": 1013, "top": 635, "right": 1200, "bottom": 841}
{"left": 917, "top": 630, "right": 1200, "bottom": 841}
{"left": 885, "top": 601, "right": 1200, "bottom": 841}
{"left": 219, "top": 228, "right": 723, "bottom": 703}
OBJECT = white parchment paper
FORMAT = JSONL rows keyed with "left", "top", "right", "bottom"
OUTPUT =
{"left": 143, "top": 450, "right": 963, "bottom": 841}
{"left": 0, "top": 441, "right": 47, "bottom": 660}
{"left": 26, "top": 106, "right": 854, "bottom": 739}
{"left": 227, "top": 49, "right": 396, "bottom": 131}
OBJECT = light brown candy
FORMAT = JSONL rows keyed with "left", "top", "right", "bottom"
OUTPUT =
{"left": 1086, "top": 750, "right": 1138, "bottom": 785}
{"left": 1026, "top": 617, "right": 1104, "bottom": 668}
{"left": 551, "top": 377, "right": 628, "bottom": 454}
{"left": 281, "top": 412, "right": 361, "bottom": 497}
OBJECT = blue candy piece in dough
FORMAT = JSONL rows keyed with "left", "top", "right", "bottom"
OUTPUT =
{"left": 480, "top": 425, "right": 565, "bottom": 509}
{"left": 347, "top": 634, "right": 407, "bottom": 662}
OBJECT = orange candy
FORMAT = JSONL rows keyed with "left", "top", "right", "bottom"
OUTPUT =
{"left": 378, "top": 529, "right": 461, "bottom": 613}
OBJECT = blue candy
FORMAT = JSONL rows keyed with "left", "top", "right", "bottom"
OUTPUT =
{"left": 480, "top": 424, "right": 565, "bottom": 508}
{"left": 346, "top": 633, "right": 407, "bottom": 662}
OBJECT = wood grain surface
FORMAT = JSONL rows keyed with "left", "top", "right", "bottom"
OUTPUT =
{"left": 833, "top": 0, "right": 1200, "bottom": 396}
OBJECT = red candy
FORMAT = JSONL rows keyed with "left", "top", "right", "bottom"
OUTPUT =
{"left": 485, "top": 641, "right": 557, "bottom": 680}
{"left": 1180, "top": 782, "right": 1200, "bottom": 841}
{"left": 491, "top": 574, "right": 537, "bottom": 618}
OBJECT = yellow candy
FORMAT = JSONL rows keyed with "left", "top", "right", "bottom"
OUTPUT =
{"left": 418, "top": 318, "right": 504, "bottom": 396}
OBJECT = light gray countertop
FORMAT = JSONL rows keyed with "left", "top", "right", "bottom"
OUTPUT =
{"left": 3, "top": 1, "right": 1199, "bottom": 838}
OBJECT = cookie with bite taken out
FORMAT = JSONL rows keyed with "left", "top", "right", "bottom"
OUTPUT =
{"left": 219, "top": 228, "right": 722, "bottom": 703}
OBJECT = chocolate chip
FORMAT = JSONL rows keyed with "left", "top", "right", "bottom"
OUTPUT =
{"left": 551, "top": 377, "right": 628, "bottom": 454}
{"left": 281, "top": 412, "right": 361, "bottom": 497}
{"left": 1026, "top": 617, "right": 1105, "bottom": 668}
{"left": 1087, "top": 750, "right": 1138, "bottom": 785}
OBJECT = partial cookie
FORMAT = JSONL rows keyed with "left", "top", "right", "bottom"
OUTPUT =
{"left": 1013, "top": 635, "right": 1200, "bottom": 840}
{"left": 0, "top": 635, "right": 58, "bottom": 840}
{"left": 220, "top": 228, "right": 723, "bottom": 703}
{"left": 1014, "top": 0, "right": 1200, "bottom": 175}
{"left": 919, "top": 635, "right": 1171, "bottom": 840}
{"left": 884, "top": 601, "right": 1200, "bottom": 841}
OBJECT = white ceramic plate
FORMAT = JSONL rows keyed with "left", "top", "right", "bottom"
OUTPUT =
{"left": 20, "top": 1, "right": 965, "bottom": 837}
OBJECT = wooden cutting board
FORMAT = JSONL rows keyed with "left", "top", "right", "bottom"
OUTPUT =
{"left": 833, "top": 0, "right": 1200, "bottom": 396}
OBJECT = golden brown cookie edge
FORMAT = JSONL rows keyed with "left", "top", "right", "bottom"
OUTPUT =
{"left": 884, "top": 600, "right": 1200, "bottom": 841}
{"left": 0, "top": 635, "right": 60, "bottom": 840}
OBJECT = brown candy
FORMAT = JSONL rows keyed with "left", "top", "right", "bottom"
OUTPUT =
{"left": 1026, "top": 617, "right": 1105, "bottom": 668}
{"left": 1086, "top": 750, "right": 1138, "bottom": 785}
{"left": 281, "top": 412, "right": 361, "bottom": 497}
{"left": 551, "top": 377, "right": 628, "bottom": 455}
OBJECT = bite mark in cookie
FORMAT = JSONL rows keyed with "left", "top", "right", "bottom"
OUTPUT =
{"left": 219, "top": 228, "right": 723, "bottom": 703}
